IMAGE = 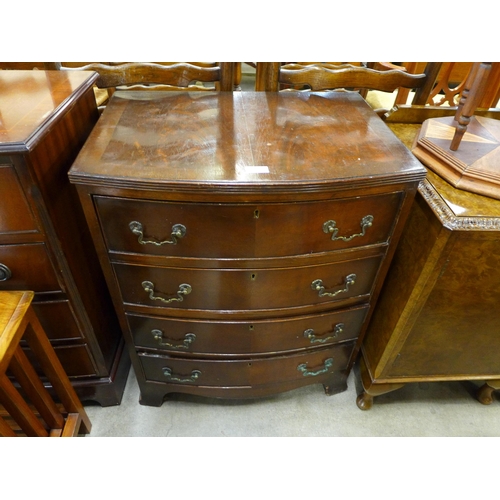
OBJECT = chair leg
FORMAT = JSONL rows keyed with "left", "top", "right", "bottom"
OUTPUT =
{"left": 9, "top": 345, "right": 65, "bottom": 430}
{"left": 0, "top": 415, "right": 16, "bottom": 437}
{"left": 22, "top": 309, "right": 91, "bottom": 434}
{"left": 450, "top": 62, "right": 492, "bottom": 151}
{"left": 0, "top": 373, "right": 48, "bottom": 436}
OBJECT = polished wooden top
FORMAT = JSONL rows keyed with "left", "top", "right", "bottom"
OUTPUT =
{"left": 413, "top": 115, "right": 500, "bottom": 202}
{"left": 0, "top": 70, "right": 98, "bottom": 152}
{"left": 69, "top": 91, "right": 426, "bottom": 194}
{"left": 0, "top": 290, "right": 34, "bottom": 373}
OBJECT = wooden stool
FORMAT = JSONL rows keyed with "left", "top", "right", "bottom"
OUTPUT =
{"left": 0, "top": 291, "right": 91, "bottom": 436}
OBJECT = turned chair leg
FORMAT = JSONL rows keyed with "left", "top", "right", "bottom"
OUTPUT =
{"left": 450, "top": 62, "right": 492, "bottom": 151}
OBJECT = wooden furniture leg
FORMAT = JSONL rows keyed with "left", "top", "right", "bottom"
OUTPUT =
{"left": 323, "top": 372, "right": 348, "bottom": 396}
{"left": 450, "top": 62, "right": 492, "bottom": 151}
{"left": 477, "top": 380, "right": 500, "bottom": 405}
{"left": 356, "top": 355, "right": 404, "bottom": 411}
{"left": 0, "top": 290, "right": 91, "bottom": 437}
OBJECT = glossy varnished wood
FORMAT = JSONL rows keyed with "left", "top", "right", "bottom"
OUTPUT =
{"left": 138, "top": 342, "right": 355, "bottom": 404}
{"left": 113, "top": 254, "right": 383, "bottom": 312}
{"left": 413, "top": 115, "right": 500, "bottom": 200}
{"left": 258, "top": 62, "right": 427, "bottom": 93}
{"left": 69, "top": 91, "right": 424, "bottom": 191}
{"left": 70, "top": 90, "right": 426, "bottom": 406}
{"left": 95, "top": 192, "right": 403, "bottom": 259}
{"left": 0, "top": 70, "right": 96, "bottom": 148}
{"left": 0, "top": 243, "right": 60, "bottom": 291}
{"left": 49, "top": 62, "right": 236, "bottom": 92}
{"left": 0, "top": 71, "right": 129, "bottom": 405}
{"left": 128, "top": 305, "right": 368, "bottom": 355}
{"left": 254, "top": 62, "right": 442, "bottom": 115}
{"left": 0, "top": 163, "right": 38, "bottom": 236}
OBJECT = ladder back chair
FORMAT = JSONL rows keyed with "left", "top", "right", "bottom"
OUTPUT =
{"left": 47, "top": 62, "right": 236, "bottom": 109}
{"left": 393, "top": 62, "right": 500, "bottom": 108}
{"left": 255, "top": 62, "right": 441, "bottom": 118}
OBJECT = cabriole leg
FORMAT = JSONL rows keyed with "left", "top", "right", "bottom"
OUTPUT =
{"left": 477, "top": 380, "right": 500, "bottom": 405}
{"left": 356, "top": 355, "right": 404, "bottom": 411}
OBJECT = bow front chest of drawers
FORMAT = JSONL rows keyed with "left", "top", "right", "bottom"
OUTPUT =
{"left": 69, "top": 91, "right": 426, "bottom": 406}
{"left": 0, "top": 70, "right": 129, "bottom": 405}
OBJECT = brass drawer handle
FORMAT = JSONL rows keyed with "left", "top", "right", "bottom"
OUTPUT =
{"left": 0, "top": 263, "right": 12, "bottom": 281}
{"left": 151, "top": 329, "right": 196, "bottom": 349}
{"left": 311, "top": 274, "right": 356, "bottom": 298}
{"left": 297, "top": 358, "right": 334, "bottom": 377}
{"left": 323, "top": 215, "right": 374, "bottom": 242}
{"left": 142, "top": 281, "right": 192, "bottom": 303}
{"left": 162, "top": 367, "right": 201, "bottom": 383}
{"left": 129, "top": 221, "right": 186, "bottom": 246}
{"left": 304, "top": 323, "right": 344, "bottom": 344}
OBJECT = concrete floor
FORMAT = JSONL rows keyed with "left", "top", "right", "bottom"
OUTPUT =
{"left": 83, "top": 365, "right": 500, "bottom": 437}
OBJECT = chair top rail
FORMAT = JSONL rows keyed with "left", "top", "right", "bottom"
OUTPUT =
{"left": 279, "top": 63, "right": 427, "bottom": 92}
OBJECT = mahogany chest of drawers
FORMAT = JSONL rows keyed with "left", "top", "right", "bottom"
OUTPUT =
{"left": 69, "top": 90, "right": 426, "bottom": 406}
{"left": 0, "top": 70, "right": 129, "bottom": 405}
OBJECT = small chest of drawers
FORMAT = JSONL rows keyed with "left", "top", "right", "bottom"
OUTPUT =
{"left": 0, "top": 70, "right": 129, "bottom": 405}
{"left": 69, "top": 90, "right": 426, "bottom": 406}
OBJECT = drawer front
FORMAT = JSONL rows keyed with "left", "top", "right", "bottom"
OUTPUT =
{"left": 25, "top": 343, "right": 97, "bottom": 378}
{"left": 139, "top": 342, "right": 355, "bottom": 387}
{"left": 32, "top": 300, "right": 85, "bottom": 341}
{"left": 0, "top": 164, "right": 39, "bottom": 235}
{"left": 128, "top": 304, "right": 368, "bottom": 355}
{"left": 114, "top": 255, "right": 382, "bottom": 311}
{"left": 0, "top": 243, "right": 61, "bottom": 292}
{"left": 95, "top": 192, "right": 402, "bottom": 258}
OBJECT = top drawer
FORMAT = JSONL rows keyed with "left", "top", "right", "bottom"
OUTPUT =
{"left": 0, "top": 164, "right": 39, "bottom": 236}
{"left": 95, "top": 192, "right": 403, "bottom": 259}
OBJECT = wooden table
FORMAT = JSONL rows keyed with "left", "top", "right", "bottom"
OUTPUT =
{"left": 68, "top": 90, "right": 426, "bottom": 406}
{"left": 0, "top": 70, "right": 129, "bottom": 406}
